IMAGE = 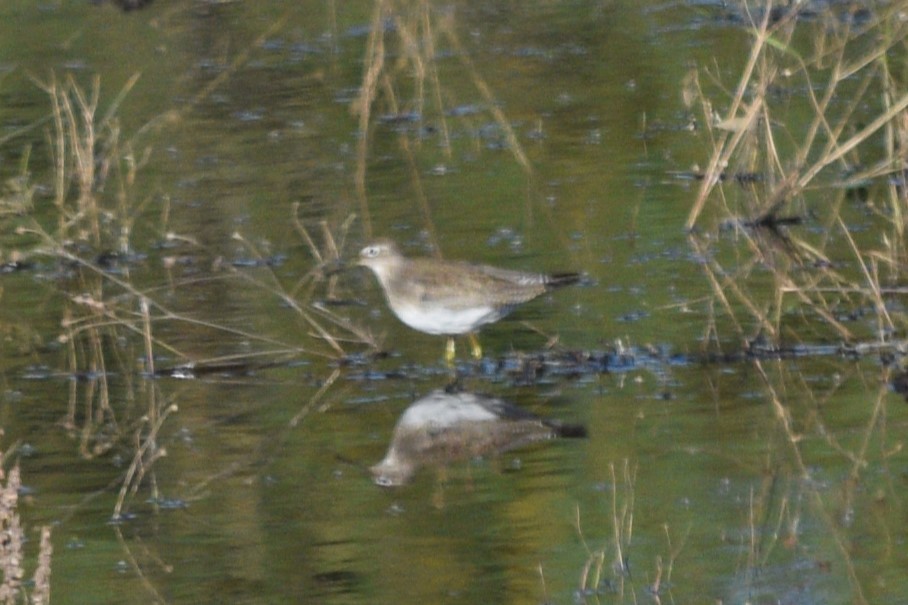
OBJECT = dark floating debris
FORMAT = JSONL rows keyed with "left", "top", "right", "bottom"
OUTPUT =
{"left": 94, "top": 0, "right": 155, "bottom": 11}
{"left": 0, "top": 260, "right": 33, "bottom": 274}
{"left": 153, "top": 359, "right": 290, "bottom": 379}
{"left": 377, "top": 112, "right": 421, "bottom": 124}
{"left": 719, "top": 212, "right": 804, "bottom": 235}
{"left": 48, "top": 337, "right": 888, "bottom": 388}
{"left": 117, "top": 0, "right": 154, "bottom": 10}
{"left": 349, "top": 338, "right": 881, "bottom": 386}
{"left": 94, "top": 250, "right": 147, "bottom": 270}
{"left": 669, "top": 170, "right": 764, "bottom": 185}
{"left": 891, "top": 370, "right": 908, "bottom": 401}
{"left": 319, "top": 297, "right": 367, "bottom": 308}
{"left": 446, "top": 104, "right": 483, "bottom": 117}
{"left": 230, "top": 254, "right": 286, "bottom": 268}
{"left": 108, "top": 511, "right": 138, "bottom": 525}
{"left": 312, "top": 569, "right": 360, "bottom": 590}
{"left": 147, "top": 497, "right": 188, "bottom": 510}
{"left": 371, "top": 388, "right": 587, "bottom": 486}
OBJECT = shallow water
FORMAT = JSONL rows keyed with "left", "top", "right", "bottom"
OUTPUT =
{"left": 0, "top": 1, "right": 906, "bottom": 604}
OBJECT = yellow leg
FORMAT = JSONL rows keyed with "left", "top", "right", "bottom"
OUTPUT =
{"left": 445, "top": 337, "right": 456, "bottom": 365}
{"left": 468, "top": 333, "right": 482, "bottom": 360}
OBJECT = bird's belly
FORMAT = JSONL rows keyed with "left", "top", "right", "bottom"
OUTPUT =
{"left": 390, "top": 302, "right": 502, "bottom": 335}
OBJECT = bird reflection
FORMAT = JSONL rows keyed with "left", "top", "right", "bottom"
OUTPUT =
{"left": 372, "top": 388, "right": 586, "bottom": 487}
{"left": 93, "top": 0, "right": 155, "bottom": 11}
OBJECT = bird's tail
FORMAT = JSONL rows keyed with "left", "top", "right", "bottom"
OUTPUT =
{"left": 546, "top": 421, "right": 588, "bottom": 439}
{"left": 546, "top": 273, "right": 581, "bottom": 289}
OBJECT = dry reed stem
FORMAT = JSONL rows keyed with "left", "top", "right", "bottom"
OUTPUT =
{"left": 391, "top": 10, "right": 426, "bottom": 126}
{"left": 29, "top": 72, "right": 140, "bottom": 251}
{"left": 318, "top": 217, "right": 355, "bottom": 301}
{"left": 38, "top": 231, "right": 330, "bottom": 362}
{"left": 111, "top": 525, "right": 167, "bottom": 605}
{"left": 340, "top": 0, "right": 587, "bottom": 279}
{"left": 0, "top": 466, "right": 23, "bottom": 605}
{"left": 44, "top": 74, "right": 68, "bottom": 235}
{"left": 293, "top": 206, "right": 326, "bottom": 266}
{"left": 292, "top": 207, "right": 347, "bottom": 299}
{"left": 773, "top": 266, "right": 855, "bottom": 341}
{"left": 9, "top": 53, "right": 367, "bottom": 589}
{"left": 0, "top": 115, "right": 52, "bottom": 149}
{"left": 112, "top": 399, "right": 178, "bottom": 520}
{"left": 438, "top": 16, "right": 531, "bottom": 175}
{"left": 686, "top": 5, "right": 776, "bottom": 228}
{"left": 289, "top": 367, "right": 340, "bottom": 427}
{"left": 753, "top": 359, "right": 871, "bottom": 604}
{"left": 351, "top": 0, "right": 387, "bottom": 238}
{"left": 0, "top": 449, "right": 54, "bottom": 605}
{"left": 574, "top": 519, "right": 598, "bottom": 593}
{"left": 56, "top": 75, "right": 99, "bottom": 243}
{"left": 353, "top": 6, "right": 442, "bottom": 255}
{"left": 656, "top": 523, "right": 687, "bottom": 596}
{"left": 21, "top": 70, "right": 360, "bottom": 531}
{"left": 610, "top": 461, "right": 635, "bottom": 578}
{"left": 30, "top": 527, "right": 52, "bottom": 605}
{"left": 399, "top": 134, "right": 441, "bottom": 256}
{"left": 684, "top": 1, "right": 908, "bottom": 348}
{"left": 687, "top": 236, "right": 747, "bottom": 339}
{"left": 30, "top": 70, "right": 364, "bottom": 371}
{"left": 130, "top": 10, "right": 292, "bottom": 146}
{"left": 536, "top": 563, "right": 549, "bottom": 604}
{"left": 573, "top": 504, "right": 605, "bottom": 597}
{"left": 573, "top": 460, "right": 640, "bottom": 599}
{"left": 80, "top": 304, "right": 117, "bottom": 459}
{"left": 751, "top": 468, "right": 785, "bottom": 565}
{"left": 421, "top": 4, "right": 452, "bottom": 153}
{"left": 741, "top": 486, "right": 759, "bottom": 595}
{"left": 797, "top": 91, "right": 908, "bottom": 191}
{"left": 229, "top": 230, "right": 378, "bottom": 355}
{"left": 349, "top": 0, "right": 553, "bottom": 256}
{"left": 836, "top": 217, "right": 894, "bottom": 335}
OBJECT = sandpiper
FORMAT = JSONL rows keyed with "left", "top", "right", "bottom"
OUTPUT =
{"left": 371, "top": 388, "right": 587, "bottom": 486}
{"left": 357, "top": 238, "right": 579, "bottom": 362}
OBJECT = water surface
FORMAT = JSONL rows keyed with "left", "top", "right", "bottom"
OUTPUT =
{"left": 0, "top": 1, "right": 905, "bottom": 604}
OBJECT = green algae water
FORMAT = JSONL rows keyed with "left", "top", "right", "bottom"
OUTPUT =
{"left": 0, "top": 1, "right": 905, "bottom": 603}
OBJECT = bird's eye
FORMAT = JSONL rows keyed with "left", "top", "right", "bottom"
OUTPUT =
{"left": 374, "top": 475, "right": 394, "bottom": 487}
{"left": 362, "top": 245, "right": 379, "bottom": 258}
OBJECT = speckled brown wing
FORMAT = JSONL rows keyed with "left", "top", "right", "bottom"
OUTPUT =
{"left": 383, "top": 261, "right": 503, "bottom": 308}
{"left": 389, "top": 259, "right": 555, "bottom": 309}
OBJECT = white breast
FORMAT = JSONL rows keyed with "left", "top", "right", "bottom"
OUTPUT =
{"left": 389, "top": 301, "right": 501, "bottom": 335}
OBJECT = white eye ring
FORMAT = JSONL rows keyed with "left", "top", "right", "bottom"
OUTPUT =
{"left": 362, "top": 246, "right": 380, "bottom": 258}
